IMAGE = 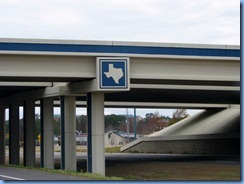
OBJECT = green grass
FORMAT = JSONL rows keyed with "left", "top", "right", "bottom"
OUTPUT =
{"left": 105, "top": 146, "right": 121, "bottom": 153}
{"left": 4, "top": 164, "right": 123, "bottom": 180}
{"left": 53, "top": 146, "right": 122, "bottom": 153}
{"left": 106, "top": 161, "right": 240, "bottom": 180}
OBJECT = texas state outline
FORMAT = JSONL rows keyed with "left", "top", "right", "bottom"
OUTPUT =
{"left": 104, "top": 64, "right": 124, "bottom": 84}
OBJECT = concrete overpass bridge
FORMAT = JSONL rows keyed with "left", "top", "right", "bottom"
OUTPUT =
{"left": 0, "top": 38, "right": 240, "bottom": 176}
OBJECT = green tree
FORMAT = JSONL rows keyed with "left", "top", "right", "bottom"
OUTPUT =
{"left": 35, "top": 114, "right": 41, "bottom": 140}
{"left": 167, "top": 109, "right": 189, "bottom": 126}
{"left": 105, "top": 114, "right": 126, "bottom": 131}
{"left": 137, "top": 111, "right": 167, "bottom": 135}
{"left": 145, "top": 113, "right": 154, "bottom": 119}
{"left": 53, "top": 119, "right": 60, "bottom": 136}
{"left": 76, "top": 115, "right": 87, "bottom": 133}
{"left": 5, "top": 120, "right": 9, "bottom": 146}
{"left": 4, "top": 119, "right": 9, "bottom": 133}
{"left": 35, "top": 114, "right": 60, "bottom": 138}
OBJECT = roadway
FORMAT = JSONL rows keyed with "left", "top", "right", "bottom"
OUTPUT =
{"left": 0, "top": 166, "right": 92, "bottom": 180}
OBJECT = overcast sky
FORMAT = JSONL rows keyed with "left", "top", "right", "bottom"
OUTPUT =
{"left": 0, "top": 0, "right": 240, "bottom": 117}
{"left": 4, "top": 107, "right": 202, "bottom": 119}
{"left": 0, "top": 0, "right": 240, "bottom": 45}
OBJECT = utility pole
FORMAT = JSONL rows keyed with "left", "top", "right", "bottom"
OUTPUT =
{"left": 126, "top": 108, "right": 129, "bottom": 142}
{"left": 134, "top": 108, "right": 137, "bottom": 140}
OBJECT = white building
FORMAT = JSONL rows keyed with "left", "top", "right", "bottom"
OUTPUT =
{"left": 104, "top": 130, "right": 127, "bottom": 147}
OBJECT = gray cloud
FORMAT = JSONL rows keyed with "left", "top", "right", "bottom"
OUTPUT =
{"left": 0, "top": 0, "right": 240, "bottom": 44}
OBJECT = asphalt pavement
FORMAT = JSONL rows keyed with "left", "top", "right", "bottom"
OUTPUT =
{"left": 0, "top": 167, "right": 93, "bottom": 180}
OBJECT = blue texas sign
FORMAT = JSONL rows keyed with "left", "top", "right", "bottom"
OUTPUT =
{"left": 97, "top": 57, "right": 130, "bottom": 91}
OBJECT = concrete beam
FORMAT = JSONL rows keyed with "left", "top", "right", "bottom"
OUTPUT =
{"left": 0, "top": 52, "right": 239, "bottom": 83}
{"left": 0, "top": 55, "right": 95, "bottom": 79}
{"left": 103, "top": 102, "right": 234, "bottom": 109}
{"left": 0, "top": 85, "right": 67, "bottom": 105}
{"left": 0, "top": 82, "right": 52, "bottom": 87}
{"left": 47, "top": 100, "right": 235, "bottom": 109}
{"left": 131, "top": 84, "right": 240, "bottom": 91}
{"left": 130, "top": 58, "right": 240, "bottom": 82}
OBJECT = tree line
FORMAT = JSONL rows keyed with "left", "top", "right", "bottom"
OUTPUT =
{"left": 4, "top": 109, "right": 189, "bottom": 145}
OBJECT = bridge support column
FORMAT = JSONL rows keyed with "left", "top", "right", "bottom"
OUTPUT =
{"left": 23, "top": 100, "right": 36, "bottom": 167}
{"left": 60, "top": 96, "right": 76, "bottom": 171}
{"left": 0, "top": 107, "right": 5, "bottom": 165}
{"left": 87, "top": 92, "right": 105, "bottom": 176}
{"left": 9, "top": 104, "right": 20, "bottom": 165}
{"left": 41, "top": 98, "right": 54, "bottom": 169}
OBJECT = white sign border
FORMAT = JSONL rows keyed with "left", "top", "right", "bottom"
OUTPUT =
{"left": 96, "top": 57, "right": 130, "bottom": 91}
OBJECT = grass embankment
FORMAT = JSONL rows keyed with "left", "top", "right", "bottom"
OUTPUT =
{"left": 5, "top": 164, "right": 123, "bottom": 180}
{"left": 5, "top": 146, "right": 240, "bottom": 180}
{"left": 36, "top": 145, "right": 122, "bottom": 153}
{"left": 4, "top": 146, "right": 123, "bottom": 180}
{"left": 106, "top": 161, "right": 240, "bottom": 180}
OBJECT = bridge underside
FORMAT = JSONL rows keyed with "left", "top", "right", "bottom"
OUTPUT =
{"left": 104, "top": 87, "right": 239, "bottom": 104}
{"left": 0, "top": 78, "right": 240, "bottom": 108}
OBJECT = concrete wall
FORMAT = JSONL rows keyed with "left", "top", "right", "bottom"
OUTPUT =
{"left": 125, "top": 134, "right": 240, "bottom": 155}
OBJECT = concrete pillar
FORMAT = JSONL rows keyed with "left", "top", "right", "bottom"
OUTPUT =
{"left": 60, "top": 96, "right": 76, "bottom": 171}
{"left": 87, "top": 92, "right": 105, "bottom": 176}
{"left": 23, "top": 100, "right": 36, "bottom": 167}
{"left": 40, "top": 98, "right": 54, "bottom": 169}
{"left": 9, "top": 104, "right": 20, "bottom": 165}
{"left": 0, "top": 107, "right": 5, "bottom": 165}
